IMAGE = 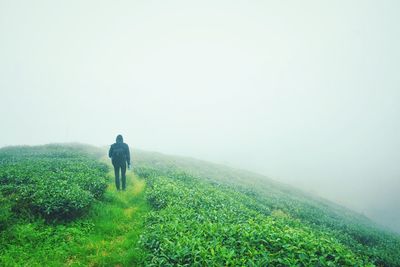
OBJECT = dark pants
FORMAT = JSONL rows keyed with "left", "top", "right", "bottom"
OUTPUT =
{"left": 113, "top": 162, "right": 126, "bottom": 190}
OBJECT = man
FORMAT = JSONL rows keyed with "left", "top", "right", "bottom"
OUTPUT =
{"left": 108, "top": 134, "right": 131, "bottom": 191}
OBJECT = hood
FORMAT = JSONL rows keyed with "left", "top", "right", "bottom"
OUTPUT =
{"left": 116, "top": 134, "right": 123, "bottom": 143}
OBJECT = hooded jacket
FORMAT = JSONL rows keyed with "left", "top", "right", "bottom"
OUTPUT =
{"left": 109, "top": 135, "right": 130, "bottom": 165}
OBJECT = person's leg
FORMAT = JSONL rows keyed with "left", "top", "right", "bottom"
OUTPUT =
{"left": 114, "top": 164, "right": 121, "bottom": 190}
{"left": 121, "top": 163, "right": 127, "bottom": 191}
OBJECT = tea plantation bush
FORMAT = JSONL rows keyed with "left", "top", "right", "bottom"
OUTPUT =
{"left": 0, "top": 145, "right": 108, "bottom": 221}
{"left": 136, "top": 167, "right": 374, "bottom": 266}
{"left": 134, "top": 152, "right": 400, "bottom": 267}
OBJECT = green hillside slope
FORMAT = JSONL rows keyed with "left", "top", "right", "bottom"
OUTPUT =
{"left": 0, "top": 145, "right": 399, "bottom": 266}
{"left": 133, "top": 150, "right": 400, "bottom": 266}
{"left": 0, "top": 144, "right": 149, "bottom": 266}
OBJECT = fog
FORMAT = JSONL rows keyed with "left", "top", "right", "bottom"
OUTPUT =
{"left": 1, "top": 1, "right": 399, "bottom": 232}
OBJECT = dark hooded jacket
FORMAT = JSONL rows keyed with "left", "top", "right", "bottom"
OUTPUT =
{"left": 109, "top": 135, "right": 130, "bottom": 165}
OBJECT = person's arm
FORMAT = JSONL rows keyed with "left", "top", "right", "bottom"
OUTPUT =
{"left": 126, "top": 144, "right": 131, "bottom": 167}
{"left": 108, "top": 145, "right": 113, "bottom": 158}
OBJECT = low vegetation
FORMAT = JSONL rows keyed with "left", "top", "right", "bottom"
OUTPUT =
{"left": 136, "top": 168, "right": 370, "bottom": 266}
{"left": 0, "top": 144, "right": 108, "bottom": 221}
{"left": 134, "top": 150, "right": 400, "bottom": 266}
{"left": 0, "top": 145, "right": 399, "bottom": 266}
{"left": 0, "top": 144, "right": 149, "bottom": 266}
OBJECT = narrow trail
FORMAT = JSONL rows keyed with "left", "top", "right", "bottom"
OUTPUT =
{"left": 68, "top": 161, "right": 149, "bottom": 266}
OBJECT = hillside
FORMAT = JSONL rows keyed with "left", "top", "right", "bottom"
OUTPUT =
{"left": 0, "top": 145, "right": 399, "bottom": 266}
{"left": 133, "top": 149, "right": 400, "bottom": 266}
{"left": 0, "top": 144, "right": 149, "bottom": 266}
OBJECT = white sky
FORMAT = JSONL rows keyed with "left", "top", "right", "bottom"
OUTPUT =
{"left": 1, "top": 0, "right": 399, "bottom": 231}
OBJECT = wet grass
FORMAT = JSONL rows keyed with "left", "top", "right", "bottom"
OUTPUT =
{"left": 0, "top": 166, "right": 150, "bottom": 267}
{"left": 68, "top": 169, "right": 149, "bottom": 266}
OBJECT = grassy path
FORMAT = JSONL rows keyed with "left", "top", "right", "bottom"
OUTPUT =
{"left": 68, "top": 165, "right": 149, "bottom": 266}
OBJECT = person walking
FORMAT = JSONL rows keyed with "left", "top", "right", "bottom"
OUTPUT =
{"left": 108, "top": 134, "right": 131, "bottom": 191}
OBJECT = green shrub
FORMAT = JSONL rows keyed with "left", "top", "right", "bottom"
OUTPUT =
{"left": 138, "top": 170, "right": 372, "bottom": 266}
{"left": 0, "top": 192, "right": 12, "bottom": 230}
{"left": 134, "top": 152, "right": 400, "bottom": 267}
{"left": 0, "top": 145, "right": 108, "bottom": 221}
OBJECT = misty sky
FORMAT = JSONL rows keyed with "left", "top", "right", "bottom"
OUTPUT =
{"left": 1, "top": 1, "right": 399, "bottom": 232}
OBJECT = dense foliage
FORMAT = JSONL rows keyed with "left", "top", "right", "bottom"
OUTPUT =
{"left": 0, "top": 144, "right": 149, "bottom": 266}
{"left": 0, "top": 144, "right": 108, "bottom": 221}
{"left": 134, "top": 151, "right": 400, "bottom": 267}
{"left": 0, "top": 146, "right": 399, "bottom": 266}
{"left": 136, "top": 168, "right": 370, "bottom": 266}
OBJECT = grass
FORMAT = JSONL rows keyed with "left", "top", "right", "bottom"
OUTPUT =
{"left": 0, "top": 156, "right": 150, "bottom": 267}
{"left": 2, "top": 145, "right": 399, "bottom": 266}
{"left": 68, "top": 167, "right": 149, "bottom": 266}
